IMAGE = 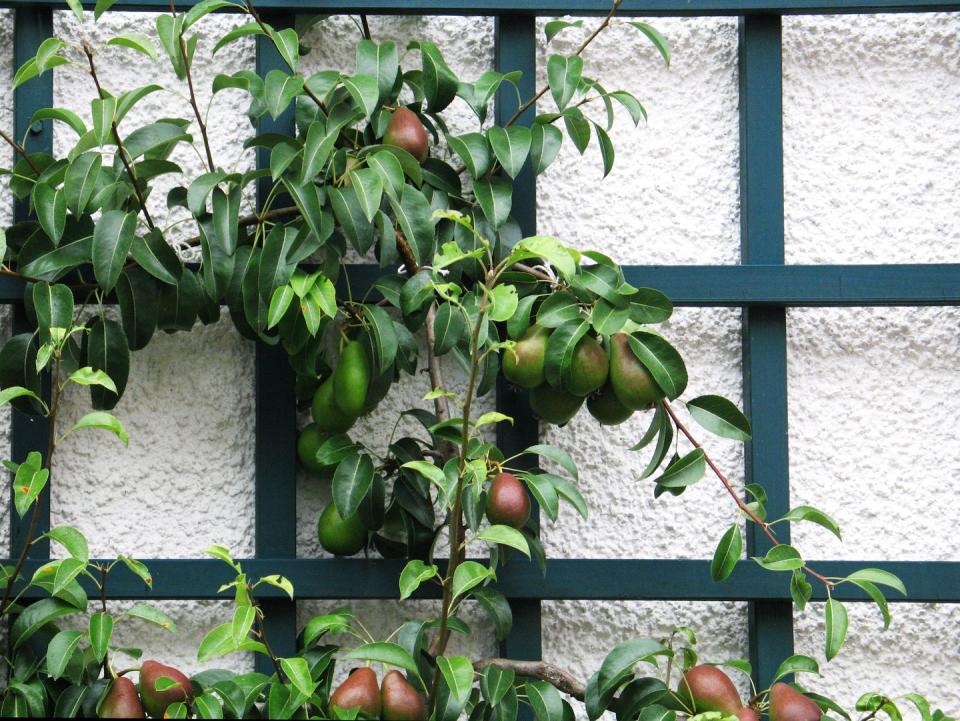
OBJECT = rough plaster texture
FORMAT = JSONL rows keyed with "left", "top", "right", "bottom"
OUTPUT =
{"left": 0, "top": 7, "right": 956, "bottom": 715}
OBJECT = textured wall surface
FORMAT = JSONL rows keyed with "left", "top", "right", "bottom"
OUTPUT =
{"left": 0, "top": 6, "right": 957, "bottom": 717}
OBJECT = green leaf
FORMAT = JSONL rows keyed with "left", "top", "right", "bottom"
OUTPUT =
{"left": 447, "top": 133, "right": 490, "bottom": 179}
{"left": 231, "top": 605, "right": 255, "bottom": 645}
{"left": 345, "top": 642, "right": 419, "bottom": 675}
{"left": 91, "top": 96, "right": 117, "bottom": 146}
{"left": 710, "top": 523, "right": 742, "bottom": 582}
{"left": 790, "top": 568, "right": 813, "bottom": 611}
{"left": 32, "top": 281, "right": 74, "bottom": 345}
{"left": 488, "top": 284, "right": 519, "bottom": 322}
{"left": 545, "top": 19, "right": 584, "bottom": 42}
{"left": 106, "top": 33, "right": 159, "bottom": 60}
{"left": 432, "top": 301, "right": 466, "bottom": 355}
{"left": 343, "top": 74, "right": 380, "bottom": 119}
{"left": 356, "top": 39, "right": 399, "bottom": 103}
{"left": 258, "top": 574, "right": 294, "bottom": 600}
{"left": 300, "top": 120, "right": 338, "bottom": 184}
{"left": 266, "top": 285, "right": 294, "bottom": 329}
{"left": 93, "top": 210, "right": 137, "bottom": 292}
{"left": 363, "top": 304, "right": 398, "bottom": 373}
{"left": 33, "top": 183, "right": 66, "bottom": 244}
{"left": 824, "top": 597, "right": 848, "bottom": 661}
{"left": 842, "top": 568, "right": 906, "bottom": 596}
{"left": 63, "top": 152, "right": 102, "bottom": 215}
{"left": 546, "top": 54, "right": 583, "bottom": 110}
{"left": 45, "top": 630, "right": 83, "bottom": 680}
{"left": 628, "top": 22, "right": 672, "bottom": 66}
{"left": 536, "top": 292, "right": 582, "bottom": 328}
{"left": 43, "top": 526, "right": 88, "bottom": 563}
{"left": 753, "top": 544, "right": 805, "bottom": 572}
{"left": 773, "top": 654, "right": 820, "bottom": 683}
{"left": 472, "top": 586, "right": 512, "bottom": 642}
{"left": 593, "top": 123, "right": 615, "bottom": 177}
{"left": 654, "top": 449, "right": 706, "bottom": 489}
{"left": 487, "top": 125, "right": 531, "bottom": 179}
{"left": 390, "top": 184, "right": 435, "bottom": 264}
{"left": 399, "top": 560, "right": 438, "bottom": 600}
{"left": 476, "top": 525, "right": 530, "bottom": 556}
{"left": 627, "top": 331, "right": 687, "bottom": 400}
{"left": 280, "top": 657, "right": 316, "bottom": 698}
{"left": 512, "top": 235, "right": 578, "bottom": 279}
{"left": 271, "top": 27, "right": 300, "bottom": 69}
{"left": 524, "top": 444, "right": 578, "bottom": 480}
{"left": 473, "top": 177, "right": 512, "bottom": 229}
{"left": 131, "top": 229, "right": 183, "bottom": 286}
{"left": 11, "top": 598, "right": 76, "bottom": 649}
{"left": 302, "top": 610, "right": 354, "bottom": 647}
{"left": 89, "top": 612, "right": 113, "bottom": 663}
{"left": 543, "top": 320, "right": 588, "bottom": 388}
{"left": 451, "top": 560, "right": 494, "bottom": 600}
{"left": 212, "top": 22, "right": 266, "bottom": 55}
{"left": 686, "top": 395, "right": 752, "bottom": 441}
{"left": 563, "top": 107, "right": 591, "bottom": 153}
{"left": 263, "top": 70, "right": 304, "bottom": 120}
{"left": 20, "top": 237, "right": 92, "bottom": 281}
{"left": 123, "top": 121, "right": 191, "bottom": 159}
{"left": 523, "top": 473, "right": 560, "bottom": 523}
{"left": 527, "top": 680, "right": 564, "bottom": 721}
{"left": 0, "top": 386, "right": 45, "bottom": 412}
{"left": 124, "top": 602, "right": 177, "bottom": 632}
{"left": 597, "top": 638, "right": 668, "bottom": 698}
{"left": 116, "top": 266, "right": 159, "bottom": 351}
{"left": 366, "top": 150, "right": 405, "bottom": 200}
{"left": 212, "top": 185, "right": 241, "bottom": 255}
{"left": 331, "top": 185, "right": 376, "bottom": 254}
{"left": 332, "top": 453, "right": 375, "bottom": 519}
{"left": 349, "top": 168, "right": 384, "bottom": 223}
{"left": 194, "top": 692, "right": 224, "bottom": 719}
{"left": 13, "top": 463, "right": 49, "bottom": 518}
{"left": 480, "top": 664, "right": 515, "bottom": 705}
{"left": 411, "top": 40, "right": 458, "bottom": 112}
{"left": 118, "top": 555, "right": 153, "bottom": 588}
{"left": 779, "top": 505, "right": 841, "bottom": 540}
{"left": 530, "top": 122, "right": 563, "bottom": 175}
{"left": 66, "top": 411, "right": 129, "bottom": 445}
{"left": 438, "top": 656, "right": 474, "bottom": 706}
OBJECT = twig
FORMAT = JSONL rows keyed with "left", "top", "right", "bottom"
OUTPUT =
{"left": 360, "top": 15, "right": 372, "bottom": 41}
{"left": 170, "top": 0, "right": 216, "bottom": 172}
{"left": 0, "top": 128, "right": 41, "bottom": 175}
{"left": 473, "top": 659, "right": 586, "bottom": 701}
{"left": 661, "top": 399, "right": 834, "bottom": 588}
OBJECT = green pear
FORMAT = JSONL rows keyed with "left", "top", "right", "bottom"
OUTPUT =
{"left": 99, "top": 677, "right": 145, "bottom": 718}
{"left": 502, "top": 325, "right": 549, "bottom": 389}
{"left": 609, "top": 332, "right": 664, "bottom": 410}
{"left": 384, "top": 107, "right": 429, "bottom": 163}
{"left": 330, "top": 667, "right": 381, "bottom": 716}
{"left": 769, "top": 683, "right": 822, "bottom": 721}
{"left": 381, "top": 670, "right": 428, "bottom": 720}
{"left": 139, "top": 660, "right": 193, "bottom": 719}
{"left": 485, "top": 472, "right": 531, "bottom": 529}
{"left": 564, "top": 334, "right": 608, "bottom": 396}
{"left": 529, "top": 384, "right": 584, "bottom": 425}
{"left": 587, "top": 382, "right": 634, "bottom": 425}
{"left": 333, "top": 341, "right": 370, "bottom": 418}
{"left": 312, "top": 376, "right": 358, "bottom": 434}
{"left": 318, "top": 503, "right": 367, "bottom": 556}
{"left": 677, "top": 664, "right": 742, "bottom": 715}
{"left": 297, "top": 425, "right": 329, "bottom": 475}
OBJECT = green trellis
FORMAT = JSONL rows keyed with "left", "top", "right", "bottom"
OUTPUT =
{"left": 4, "top": 0, "right": 960, "bottom": 695}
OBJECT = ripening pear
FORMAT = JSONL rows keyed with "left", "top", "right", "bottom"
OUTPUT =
{"left": 333, "top": 341, "right": 370, "bottom": 418}
{"left": 677, "top": 664, "right": 742, "bottom": 716}
{"left": 529, "top": 384, "right": 584, "bottom": 425}
{"left": 609, "top": 333, "right": 665, "bottom": 410}
{"left": 587, "top": 382, "right": 634, "bottom": 425}
{"left": 381, "top": 670, "right": 428, "bottom": 720}
{"left": 502, "top": 325, "right": 549, "bottom": 389}
{"left": 99, "top": 677, "right": 145, "bottom": 718}
{"left": 738, "top": 707, "right": 760, "bottom": 721}
{"left": 312, "top": 376, "right": 358, "bottom": 434}
{"left": 486, "top": 472, "right": 531, "bottom": 529}
{"left": 564, "top": 335, "right": 608, "bottom": 396}
{"left": 331, "top": 667, "right": 382, "bottom": 717}
{"left": 139, "top": 660, "right": 193, "bottom": 719}
{"left": 318, "top": 502, "right": 367, "bottom": 556}
{"left": 384, "top": 107, "right": 429, "bottom": 163}
{"left": 769, "top": 683, "right": 822, "bottom": 721}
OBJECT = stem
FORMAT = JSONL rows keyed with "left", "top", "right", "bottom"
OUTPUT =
{"left": 100, "top": 565, "right": 115, "bottom": 679}
{"left": 660, "top": 399, "right": 834, "bottom": 588}
{"left": 473, "top": 659, "right": 585, "bottom": 701}
{"left": 0, "top": 128, "right": 41, "bottom": 175}
{"left": 360, "top": 14, "right": 372, "bottom": 41}
{"left": 169, "top": 0, "right": 216, "bottom": 172}
{"left": 254, "top": 604, "right": 286, "bottom": 680}
{"left": 82, "top": 42, "right": 154, "bottom": 229}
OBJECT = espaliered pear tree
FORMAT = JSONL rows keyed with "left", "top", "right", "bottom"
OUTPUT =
{"left": 0, "top": 0, "right": 949, "bottom": 719}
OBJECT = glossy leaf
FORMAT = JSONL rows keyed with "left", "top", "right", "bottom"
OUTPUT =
{"left": 824, "top": 597, "right": 848, "bottom": 661}
{"left": 332, "top": 453, "right": 375, "bottom": 519}
{"left": 546, "top": 54, "right": 583, "bottom": 110}
{"left": 710, "top": 523, "right": 742, "bottom": 582}
{"left": 487, "top": 125, "right": 531, "bottom": 179}
{"left": 93, "top": 210, "right": 137, "bottom": 292}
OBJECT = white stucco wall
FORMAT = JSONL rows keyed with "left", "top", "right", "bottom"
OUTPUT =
{"left": 0, "top": 5, "right": 957, "bottom": 717}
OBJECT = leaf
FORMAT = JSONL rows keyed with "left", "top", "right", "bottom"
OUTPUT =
{"left": 91, "top": 96, "right": 117, "bottom": 146}
{"left": 63, "top": 152, "right": 101, "bottom": 216}
{"left": 343, "top": 74, "right": 380, "bottom": 119}
{"left": 32, "top": 282, "right": 74, "bottom": 345}
{"left": 523, "top": 474, "right": 560, "bottom": 523}
{"left": 842, "top": 568, "right": 906, "bottom": 596}
{"left": 263, "top": 70, "right": 304, "bottom": 120}
{"left": 345, "top": 643, "right": 419, "bottom": 676}
{"left": 654, "top": 449, "right": 706, "bottom": 489}
{"left": 13, "top": 463, "right": 49, "bottom": 518}
{"left": 472, "top": 586, "right": 512, "bottom": 642}
{"left": 213, "top": 22, "right": 266, "bottom": 55}
{"left": 476, "top": 525, "right": 530, "bottom": 556}
{"left": 212, "top": 185, "right": 241, "bottom": 255}
{"left": 89, "top": 612, "right": 113, "bottom": 663}
{"left": 33, "top": 183, "right": 66, "bottom": 244}
{"left": 545, "top": 19, "right": 584, "bottom": 42}
{"left": 537, "top": 292, "right": 582, "bottom": 328}
{"left": 824, "top": 597, "right": 848, "bottom": 661}
{"left": 527, "top": 680, "right": 564, "bottom": 721}
{"left": 124, "top": 603, "right": 177, "bottom": 632}
{"left": 451, "top": 560, "right": 494, "bottom": 600}
{"left": 790, "top": 568, "right": 813, "bottom": 611}
{"left": 524, "top": 444, "right": 578, "bottom": 480}
{"left": 593, "top": 123, "right": 615, "bottom": 177}
{"left": 627, "top": 331, "right": 687, "bottom": 400}
{"left": 280, "top": 657, "right": 316, "bottom": 698}
{"left": 356, "top": 39, "right": 399, "bottom": 103}
{"left": 332, "top": 453, "right": 375, "bottom": 519}
{"left": 116, "top": 266, "right": 159, "bottom": 351}
{"left": 399, "top": 560, "right": 438, "bottom": 600}
{"left": 45, "top": 630, "right": 83, "bottom": 680}
{"left": 432, "top": 302, "right": 465, "bottom": 355}
{"left": 773, "top": 654, "right": 820, "bottom": 683}
{"left": 300, "top": 120, "right": 338, "bottom": 184}
{"left": 487, "top": 125, "right": 531, "bottom": 179}
{"left": 389, "top": 184, "right": 435, "bottom": 264}
{"left": 350, "top": 168, "right": 384, "bottom": 223}
{"left": 258, "top": 574, "right": 295, "bottom": 600}
{"left": 119, "top": 555, "right": 153, "bottom": 588}
{"left": 447, "top": 133, "right": 490, "bottom": 179}
{"left": 530, "top": 122, "right": 563, "bottom": 175}
{"left": 488, "top": 283, "right": 519, "bottom": 322}
{"left": 231, "top": 606, "right": 255, "bottom": 645}
{"left": 106, "top": 33, "right": 159, "bottom": 60}
{"left": 563, "top": 107, "right": 591, "bottom": 153}
{"left": 546, "top": 54, "right": 583, "bottom": 110}
{"left": 438, "top": 656, "right": 474, "bottom": 706}
{"left": 412, "top": 40, "right": 458, "bottom": 112}
{"left": 303, "top": 610, "right": 354, "bottom": 647}
{"left": 93, "top": 210, "right": 137, "bottom": 292}
{"left": 44, "top": 526, "right": 88, "bottom": 563}
{"left": 132, "top": 229, "right": 183, "bottom": 285}
{"left": 753, "top": 544, "right": 805, "bottom": 572}
{"left": 473, "top": 177, "right": 512, "bottom": 229}
{"left": 11, "top": 598, "right": 76, "bottom": 649}
{"left": 123, "top": 121, "right": 191, "bottom": 159}
{"left": 543, "top": 320, "right": 588, "bottom": 388}
{"left": 686, "top": 395, "right": 752, "bottom": 441}
{"left": 363, "top": 304, "right": 398, "bottom": 373}
{"left": 597, "top": 638, "right": 668, "bottom": 698}
{"left": 366, "top": 150, "right": 405, "bottom": 200}
{"left": 779, "top": 505, "right": 841, "bottom": 540}
{"left": 271, "top": 27, "right": 300, "bottom": 69}
{"left": 66, "top": 411, "right": 129, "bottom": 445}
{"left": 628, "top": 22, "right": 672, "bottom": 66}
{"left": 267, "top": 285, "right": 294, "bottom": 329}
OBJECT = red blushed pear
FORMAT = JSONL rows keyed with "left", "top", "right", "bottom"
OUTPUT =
{"left": 485, "top": 472, "right": 531, "bottom": 529}
{"left": 99, "top": 676, "right": 145, "bottom": 718}
{"left": 381, "top": 670, "right": 428, "bottom": 720}
{"left": 677, "top": 665, "right": 743, "bottom": 716}
{"left": 769, "top": 683, "right": 823, "bottom": 721}
{"left": 139, "top": 660, "right": 193, "bottom": 719}
{"left": 737, "top": 707, "right": 760, "bottom": 721}
{"left": 330, "top": 667, "right": 382, "bottom": 717}
{"left": 383, "top": 107, "right": 429, "bottom": 163}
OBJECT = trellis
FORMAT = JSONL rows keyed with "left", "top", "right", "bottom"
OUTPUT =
{"left": 4, "top": 0, "right": 960, "bottom": 696}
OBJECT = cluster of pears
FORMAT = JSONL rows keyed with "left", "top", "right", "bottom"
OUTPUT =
{"left": 99, "top": 660, "right": 193, "bottom": 718}
{"left": 329, "top": 666, "right": 427, "bottom": 720}
{"left": 503, "top": 327, "right": 665, "bottom": 426}
{"left": 678, "top": 665, "right": 822, "bottom": 721}
{"left": 296, "top": 340, "right": 372, "bottom": 557}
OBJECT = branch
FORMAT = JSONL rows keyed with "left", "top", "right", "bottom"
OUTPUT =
{"left": 0, "top": 128, "right": 41, "bottom": 175}
{"left": 661, "top": 399, "right": 834, "bottom": 589}
{"left": 473, "top": 659, "right": 586, "bottom": 701}
{"left": 169, "top": 0, "right": 216, "bottom": 172}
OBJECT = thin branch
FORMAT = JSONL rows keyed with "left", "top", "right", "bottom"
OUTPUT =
{"left": 360, "top": 14, "right": 372, "bottom": 41}
{"left": 0, "top": 128, "right": 41, "bottom": 175}
{"left": 424, "top": 303, "right": 452, "bottom": 426}
{"left": 473, "top": 659, "right": 586, "bottom": 701}
{"left": 170, "top": 0, "right": 216, "bottom": 172}
{"left": 661, "top": 399, "right": 834, "bottom": 588}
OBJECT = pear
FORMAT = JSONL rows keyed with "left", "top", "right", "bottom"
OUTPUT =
{"left": 333, "top": 341, "right": 370, "bottom": 418}
{"left": 564, "top": 335, "right": 608, "bottom": 396}
{"left": 381, "top": 669, "right": 428, "bottom": 720}
{"left": 384, "top": 107, "right": 429, "bottom": 163}
{"left": 297, "top": 425, "right": 329, "bottom": 475}
{"left": 139, "top": 660, "right": 193, "bottom": 719}
{"left": 502, "top": 325, "right": 549, "bottom": 389}
{"left": 587, "top": 382, "right": 633, "bottom": 425}
{"left": 769, "top": 683, "right": 822, "bottom": 721}
{"left": 609, "top": 333, "right": 664, "bottom": 410}
{"left": 99, "top": 677, "right": 145, "bottom": 718}
{"left": 677, "top": 664, "right": 742, "bottom": 716}
{"left": 330, "top": 667, "right": 381, "bottom": 716}
{"left": 529, "top": 384, "right": 584, "bottom": 425}
{"left": 318, "top": 502, "right": 367, "bottom": 556}
{"left": 312, "top": 376, "right": 358, "bottom": 434}
{"left": 738, "top": 708, "right": 760, "bottom": 721}
{"left": 485, "top": 472, "right": 531, "bottom": 529}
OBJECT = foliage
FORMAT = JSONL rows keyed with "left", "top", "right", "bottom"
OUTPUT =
{"left": 0, "top": 0, "right": 946, "bottom": 718}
